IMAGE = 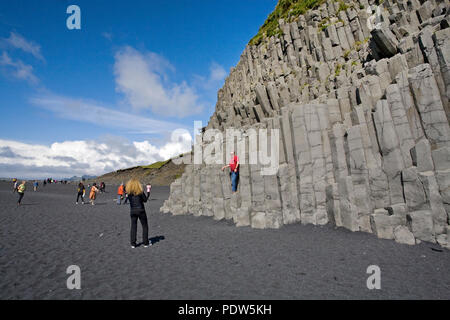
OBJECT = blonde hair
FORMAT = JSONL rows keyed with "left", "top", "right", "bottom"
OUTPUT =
{"left": 126, "top": 178, "right": 143, "bottom": 195}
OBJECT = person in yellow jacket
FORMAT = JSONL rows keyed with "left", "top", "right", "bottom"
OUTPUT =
{"left": 17, "top": 181, "right": 26, "bottom": 205}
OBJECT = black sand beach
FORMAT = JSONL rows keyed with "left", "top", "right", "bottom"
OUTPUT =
{"left": 0, "top": 181, "right": 449, "bottom": 299}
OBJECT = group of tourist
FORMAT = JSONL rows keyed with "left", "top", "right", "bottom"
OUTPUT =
{"left": 80, "top": 179, "right": 152, "bottom": 248}
{"left": 10, "top": 152, "right": 240, "bottom": 248}
{"left": 76, "top": 182, "right": 101, "bottom": 205}
{"left": 44, "top": 178, "right": 68, "bottom": 184}
{"left": 12, "top": 177, "right": 152, "bottom": 248}
{"left": 75, "top": 181, "right": 105, "bottom": 205}
{"left": 77, "top": 179, "right": 152, "bottom": 247}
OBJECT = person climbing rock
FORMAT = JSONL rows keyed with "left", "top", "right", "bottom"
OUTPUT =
{"left": 221, "top": 151, "right": 239, "bottom": 193}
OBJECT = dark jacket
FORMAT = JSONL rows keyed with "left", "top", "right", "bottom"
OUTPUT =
{"left": 127, "top": 192, "right": 149, "bottom": 212}
{"left": 77, "top": 184, "right": 85, "bottom": 193}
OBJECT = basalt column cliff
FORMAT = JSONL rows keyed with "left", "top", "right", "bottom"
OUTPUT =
{"left": 161, "top": 0, "right": 450, "bottom": 248}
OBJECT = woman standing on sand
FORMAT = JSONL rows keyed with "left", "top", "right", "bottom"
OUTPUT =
{"left": 89, "top": 183, "right": 99, "bottom": 205}
{"left": 17, "top": 181, "right": 26, "bottom": 205}
{"left": 126, "top": 178, "right": 150, "bottom": 248}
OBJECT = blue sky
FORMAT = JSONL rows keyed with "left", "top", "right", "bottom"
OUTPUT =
{"left": 0, "top": 0, "right": 276, "bottom": 178}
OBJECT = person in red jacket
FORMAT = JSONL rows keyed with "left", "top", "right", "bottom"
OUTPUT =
{"left": 221, "top": 151, "right": 239, "bottom": 193}
{"left": 117, "top": 183, "right": 125, "bottom": 205}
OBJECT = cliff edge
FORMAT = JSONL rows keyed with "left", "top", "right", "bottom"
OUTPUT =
{"left": 162, "top": 0, "right": 450, "bottom": 248}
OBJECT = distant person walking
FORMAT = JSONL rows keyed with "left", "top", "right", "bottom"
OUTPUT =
{"left": 125, "top": 178, "right": 150, "bottom": 248}
{"left": 12, "top": 179, "right": 18, "bottom": 193}
{"left": 76, "top": 182, "right": 85, "bottom": 204}
{"left": 123, "top": 184, "right": 129, "bottom": 204}
{"left": 89, "top": 183, "right": 99, "bottom": 205}
{"left": 43, "top": 180, "right": 46, "bottom": 187}
{"left": 221, "top": 151, "right": 239, "bottom": 193}
{"left": 100, "top": 182, "right": 106, "bottom": 193}
{"left": 17, "top": 181, "right": 26, "bottom": 205}
{"left": 33, "top": 181, "right": 38, "bottom": 192}
{"left": 117, "top": 183, "right": 125, "bottom": 205}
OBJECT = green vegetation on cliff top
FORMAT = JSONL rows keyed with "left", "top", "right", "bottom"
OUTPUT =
{"left": 141, "top": 160, "right": 169, "bottom": 169}
{"left": 249, "top": 0, "right": 326, "bottom": 46}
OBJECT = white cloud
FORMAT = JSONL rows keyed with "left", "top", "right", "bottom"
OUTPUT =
{"left": 0, "top": 133, "right": 192, "bottom": 179}
{"left": 0, "top": 51, "right": 39, "bottom": 83}
{"left": 209, "top": 62, "right": 227, "bottom": 82}
{"left": 2, "top": 32, "right": 44, "bottom": 61}
{"left": 192, "top": 61, "right": 227, "bottom": 91}
{"left": 29, "top": 94, "right": 188, "bottom": 134}
{"left": 101, "top": 32, "right": 113, "bottom": 41}
{"left": 152, "top": 129, "right": 193, "bottom": 160}
{"left": 0, "top": 33, "right": 42, "bottom": 84}
{"left": 113, "top": 46, "right": 203, "bottom": 117}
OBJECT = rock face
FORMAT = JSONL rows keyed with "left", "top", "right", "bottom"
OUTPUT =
{"left": 161, "top": 0, "right": 450, "bottom": 248}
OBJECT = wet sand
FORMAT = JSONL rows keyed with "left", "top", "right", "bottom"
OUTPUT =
{"left": 0, "top": 181, "right": 449, "bottom": 299}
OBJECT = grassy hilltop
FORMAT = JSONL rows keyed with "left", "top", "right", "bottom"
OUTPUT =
{"left": 249, "top": 0, "right": 354, "bottom": 45}
{"left": 91, "top": 159, "right": 185, "bottom": 186}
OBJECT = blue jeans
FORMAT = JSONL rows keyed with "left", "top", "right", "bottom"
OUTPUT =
{"left": 117, "top": 195, "right": 122, "bottom": 204}
{"left": 231, "top": 171, "right": 239, "bottom": 192}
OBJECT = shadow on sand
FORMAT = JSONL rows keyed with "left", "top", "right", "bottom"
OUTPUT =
{"left": 136, "top": 235, "right": 165, "bottom": 247}
{"left": 150, "top": 235, "right": 165, "bottom": 244}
